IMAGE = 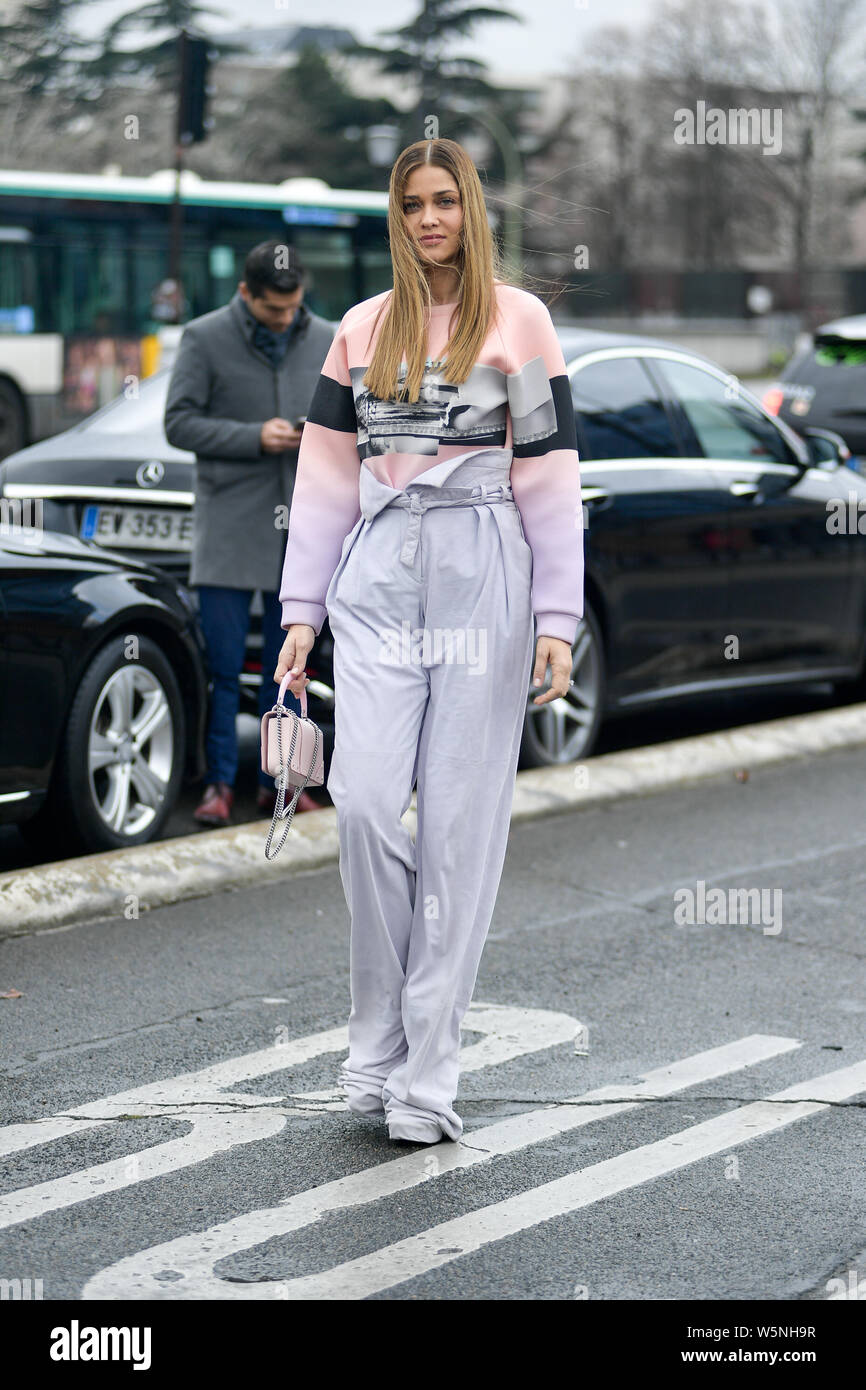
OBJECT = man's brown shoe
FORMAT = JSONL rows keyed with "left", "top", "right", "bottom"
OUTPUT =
{"left": 194, "top": 781, "right": 234, "bottom": 826}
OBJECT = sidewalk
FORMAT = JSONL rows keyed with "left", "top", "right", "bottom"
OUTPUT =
{"left": 2, "top": 699, "right": 865, "bottom": 937}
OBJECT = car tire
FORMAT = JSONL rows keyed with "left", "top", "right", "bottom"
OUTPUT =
{"left": 519, "top": 603, "right": 606, "bottom": 768}
{"left": 41, "top": 634, "right": 185, "bottom": 855}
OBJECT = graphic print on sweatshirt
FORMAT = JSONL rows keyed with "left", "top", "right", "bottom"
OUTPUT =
{"left": 350, "top": 355, "right": 557, "bottom": 460}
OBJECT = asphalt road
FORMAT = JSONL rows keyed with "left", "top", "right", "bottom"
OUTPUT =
{"left": 1, "top": 739, "right": 865, "bottom": 1306}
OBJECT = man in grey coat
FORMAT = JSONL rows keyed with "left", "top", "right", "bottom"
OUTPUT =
{"left": 164, "top": 240, "right": 334, "bottom": 826}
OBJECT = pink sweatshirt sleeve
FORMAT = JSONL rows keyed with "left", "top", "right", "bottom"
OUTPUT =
{"left": 278, "top": 317, "right": 361, "bottom": 634}
{"left": 506, "top": 293, "right": 584, "bottom": 646}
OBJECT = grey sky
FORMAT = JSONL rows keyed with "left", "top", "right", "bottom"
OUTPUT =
{"left": 73, "top": 0, "right": 655, "bottom": 75}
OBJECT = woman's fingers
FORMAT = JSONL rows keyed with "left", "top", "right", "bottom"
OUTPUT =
{"left": 531, "top": 638, "right": 573, "bottom": 705}
{"left": 274, "top": 637, "right": 305, "bottom": 685}
{"left": 273, "top": 643, "right": 296, "bottom": 683}
{"left": 286, "top": 669, "right": 311, "bottom": 697}
{"left": 275, "top": 645, "right": 314, "bottom": 695}
{"left": 531, "top": 640, "right": 550, "bottom": 690}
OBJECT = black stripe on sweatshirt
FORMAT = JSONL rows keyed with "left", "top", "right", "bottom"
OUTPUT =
{"left": 307, "top": 374, "right": 358, "bottom": 433}
{"left": 512, "top": 375, "right": 577, "bottom": 458}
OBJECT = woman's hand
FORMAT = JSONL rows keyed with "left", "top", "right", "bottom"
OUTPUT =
{"left": 531, "top": 636, "right": 574, "bottom": 705}
{"left": 274, "top": 624, "right": 316, "bottom": 696}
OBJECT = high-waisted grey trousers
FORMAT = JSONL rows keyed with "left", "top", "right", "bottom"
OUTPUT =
{"left": 324, "top": 448, "right": 535, "bottom": 1142}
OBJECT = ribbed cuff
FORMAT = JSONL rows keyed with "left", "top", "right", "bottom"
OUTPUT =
{"left": 281, "top": 601, "right": 324, "bottom": 634}
{"left": 534, "top": 611, "right": 580, "bottom": 646}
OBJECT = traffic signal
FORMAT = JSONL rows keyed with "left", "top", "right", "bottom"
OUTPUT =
{"left": 177, "top": 31, "right": 211, "bottom": 145}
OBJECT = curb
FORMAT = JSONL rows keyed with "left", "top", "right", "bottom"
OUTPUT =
{"left": 2, "top": 700, "right": 865, "bottom": 938}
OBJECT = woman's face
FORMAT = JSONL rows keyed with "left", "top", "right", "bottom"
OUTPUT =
{"left": 402, "top": 164, "right": 464, "bottom": 267}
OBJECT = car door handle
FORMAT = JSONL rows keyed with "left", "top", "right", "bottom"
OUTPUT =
{"left": 728, "top": 480, "right": 761, "bottom": 497}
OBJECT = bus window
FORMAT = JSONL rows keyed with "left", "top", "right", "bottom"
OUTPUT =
{"left": 0, "top": 231, "right": 36, "bottom": 332}
{"left": 292, "top": 227, "right": 354, "bottom": 319}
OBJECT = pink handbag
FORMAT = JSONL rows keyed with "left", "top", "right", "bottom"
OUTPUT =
{"left": 260, "top": 672, "right": 325, "bottom": 860}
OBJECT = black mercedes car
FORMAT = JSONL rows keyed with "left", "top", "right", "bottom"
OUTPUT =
{"left": 1, "top": 327, "right": 864, "bottom": 777}
{"left": 530, "top": 327, "right": 866, "bottom": 766}
{"left": 0, "top": 526, "right": 208, "bottom": 855}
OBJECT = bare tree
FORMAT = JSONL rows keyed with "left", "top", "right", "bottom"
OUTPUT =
{"left": 761, "top": 0, "right": 866, "bottom": 275}
{"left": 641, "top": 0, "right": 777, "bottom": 268}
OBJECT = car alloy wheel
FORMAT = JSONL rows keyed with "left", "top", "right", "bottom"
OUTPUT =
{"left": 41, "top": 633, "right": 186, "bottom": 854}
{"left": 88, "top": 664, "right": 174, "bottom": 836}
{"left": 519, "top": 604, "right": 605, "bottom": 767}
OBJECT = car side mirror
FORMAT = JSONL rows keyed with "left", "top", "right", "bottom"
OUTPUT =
{"left": 801, "top": 426, "right": 852, "bottom": 470}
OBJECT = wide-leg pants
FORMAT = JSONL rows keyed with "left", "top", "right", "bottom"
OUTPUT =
{"left": 324, "top": 449, "right": 535, "bottom": 1142}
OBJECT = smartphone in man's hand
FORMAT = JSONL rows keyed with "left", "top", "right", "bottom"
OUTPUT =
{"left": 261, "top": 417, "right": 303, "bottom": 452}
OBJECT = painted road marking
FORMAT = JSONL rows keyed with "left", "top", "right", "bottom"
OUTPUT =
{"left": 80, "top": 1033, "right": 801, "bottom": 1299}
{"left": 269, "top": 1058, "right": 866, "bottom": 1301}
{"left": 0, "top": 1004, "right": 578, "bottom": 1229}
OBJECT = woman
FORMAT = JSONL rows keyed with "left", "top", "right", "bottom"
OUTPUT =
{"left": 274, "top": 137, "right": 583, "bottom": 1146}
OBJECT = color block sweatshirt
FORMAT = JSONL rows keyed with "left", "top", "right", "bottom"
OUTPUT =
{"left": 278, "top": 281, "right": 584, "bottom": 645}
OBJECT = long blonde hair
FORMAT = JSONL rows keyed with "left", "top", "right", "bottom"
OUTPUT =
{"left": 362, "top": 137, "right": 521, "bottom": 403}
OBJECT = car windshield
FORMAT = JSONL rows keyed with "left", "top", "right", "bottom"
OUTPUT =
{"left": 812, "top": 339, "right": 866, "bottom": 367}
{"left": 783, "top": 344, "right": 866, "bottom": 407}
{"left": 72, "top": 371, "right": 170, "bottom": 435}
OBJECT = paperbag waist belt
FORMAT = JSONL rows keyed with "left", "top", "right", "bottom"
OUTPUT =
{"left": 374, "top": 483, "right": 516, "bottom": 568}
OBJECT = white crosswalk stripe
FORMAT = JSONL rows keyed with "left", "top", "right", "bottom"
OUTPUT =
{"left": 80, "top": 1032, "right": 804, "bottom": 1300}
{"left": 7, "top": 1003, "right": 862, "bottom": 1303}
{"left": 270, "top": 1059, "right": 866, "bottom": 1301}
{"left": 0, "top": 1004, "right": 578, "bottom": 1229}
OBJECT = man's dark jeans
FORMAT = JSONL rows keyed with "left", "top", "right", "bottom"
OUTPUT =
{"left": 196, "top": 585, "right": 303, "bottom": 790}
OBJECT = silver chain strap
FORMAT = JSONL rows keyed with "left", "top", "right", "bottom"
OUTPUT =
{"left": 263, "top": 703, "right": 321, "bottom": 861}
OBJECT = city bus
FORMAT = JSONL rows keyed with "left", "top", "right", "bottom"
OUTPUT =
{"left": 0, "top": 167, "right": 391, "bottom": 458}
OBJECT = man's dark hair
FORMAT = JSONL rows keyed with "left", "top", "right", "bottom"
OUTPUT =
{"left": 243, "top": 240, "right": 304, "bottom": 298}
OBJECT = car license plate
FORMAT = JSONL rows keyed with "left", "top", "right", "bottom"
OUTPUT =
{"left": 80, "top": 504, "right": 193, "bottom": 550}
